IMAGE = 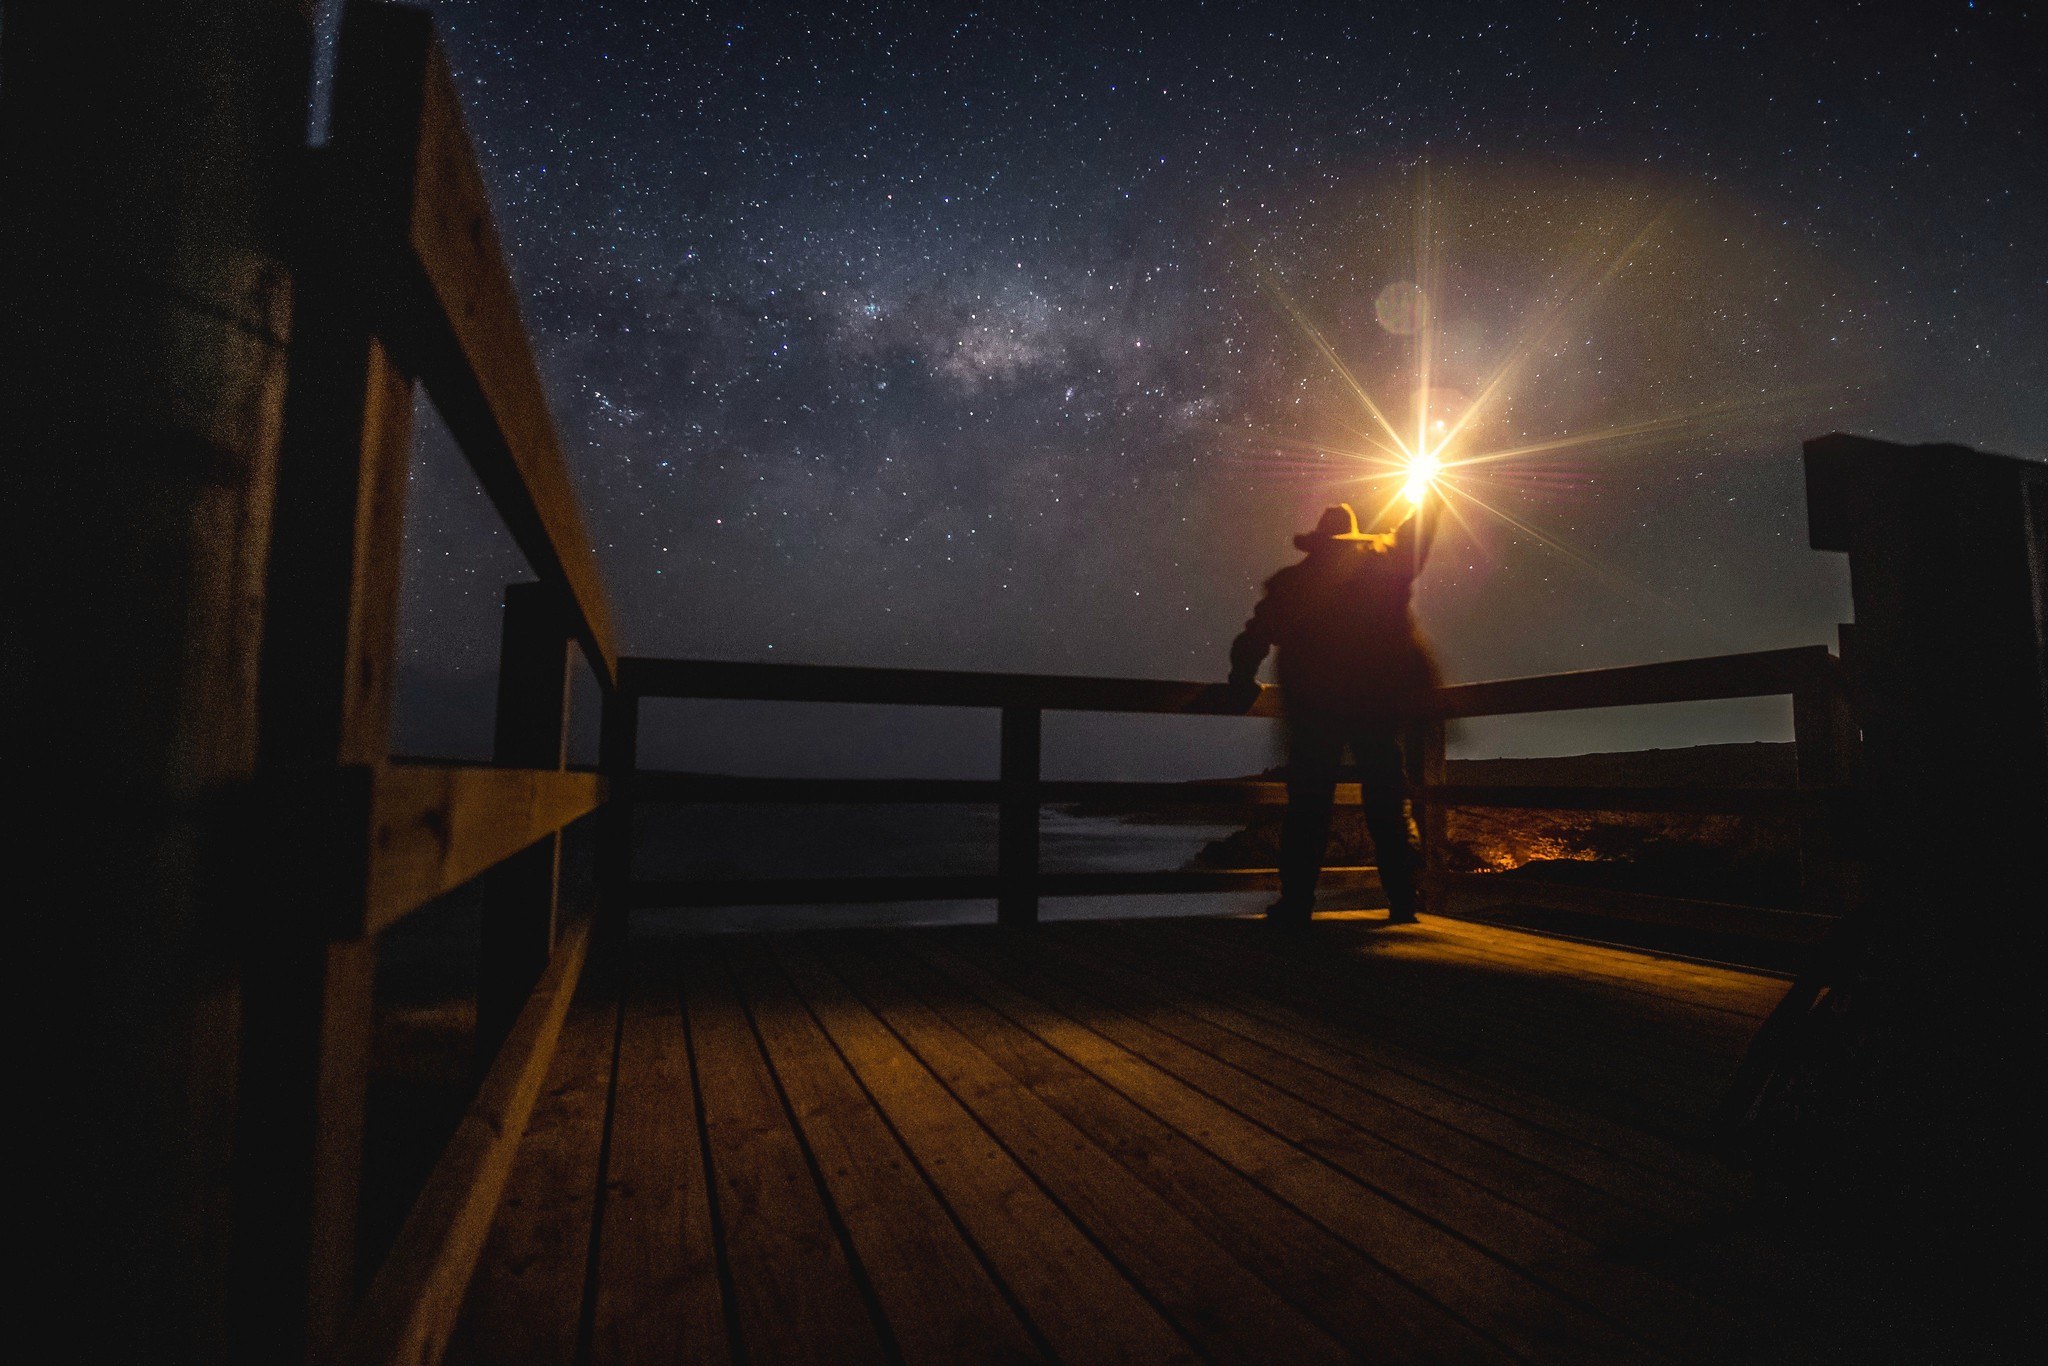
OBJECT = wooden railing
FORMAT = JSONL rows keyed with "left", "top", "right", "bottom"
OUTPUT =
{"left": 262, "top": 6, "right": 1855, "bottom": 1361}
{"left": 601, "top": 643, "right": 1855, "bottom": 938}
{"left": 245, "top": 5, "right": 617, "bottom": 1361}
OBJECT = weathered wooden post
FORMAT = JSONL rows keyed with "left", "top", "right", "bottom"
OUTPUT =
{"left": 5, "top": 2, "right": 313, "bottom": 1357}
{"left": 233, "top": 14, "right": 441, "bottom": 1356}
{"left": 238, "top": 133, "right": 424, "bottom": 1366}
{"left": 480, "top": 582, "right": 573, "bottom": 1058}
{"left": 597, "top": 681, "right": 642, "bottom": 945}
{"left": 1745, "top": 435, "right": 2047, "bottom": 1264}
{"left": 998, "top": 705, "right": 1043, "bottom": 926}
{"left": 1790, "top": 654, "right": 1859, "bottom": 916}
{"left": 1406, "top": 716, "right": 1449, "bottom": 910}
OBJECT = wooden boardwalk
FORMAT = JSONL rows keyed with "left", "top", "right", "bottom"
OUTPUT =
{"left": 448, "top": 915, "right": 1879, "bottom": 1363}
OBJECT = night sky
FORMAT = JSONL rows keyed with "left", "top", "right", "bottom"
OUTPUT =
{"left": 377, "top": 0, "right": 2044, "bottom": 777}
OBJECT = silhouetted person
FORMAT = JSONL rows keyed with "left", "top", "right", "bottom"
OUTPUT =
{"left": 1227, "top": 499, "right": 1440, "bottom": 928}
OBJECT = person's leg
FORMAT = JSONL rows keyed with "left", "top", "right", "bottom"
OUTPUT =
{"left": 1353, "top": 732, "right": 1423, "bottom": 920}
{"left": 1276, "top": 725, "right": 1342, "bottom": 923}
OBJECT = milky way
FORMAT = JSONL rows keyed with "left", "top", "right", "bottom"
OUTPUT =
{"left": 381, "top": 1, "right": 2045, "bottom": 774}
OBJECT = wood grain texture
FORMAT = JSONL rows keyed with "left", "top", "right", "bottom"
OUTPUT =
{"left": 627, "top": 867, "right": 1384, "bottom": 909}
{"left": 726, "top": 939, "right": 1044, "bottom": 1364}
{"left": 367, "top": 764, "right": 602, "bottom": 934}
{"left": 445, "top": 962, "right": 620, "bottom": 1366}
{"left": 441, "top": 916, "right": 1907, "bottom": 1363}
{"left": 774, "top": 941, "right": 1197, "bottom": 1364}
{"left": 338, "top": 919, "right": 591, "bottom": 1366}
{"left": 681, "top": 948, "right": 891, "bottom": 1365}
{"left": 587, "top": 953, "right": 726, "bottom": 1366}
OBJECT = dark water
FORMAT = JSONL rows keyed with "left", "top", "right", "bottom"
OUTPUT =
{"left": 630, "top": 803, "right": 1274, "bottom": 934}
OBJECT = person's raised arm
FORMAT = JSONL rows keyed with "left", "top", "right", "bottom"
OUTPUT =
{"left": 1391, "top": 492, "right": 1442, "bottom": 575}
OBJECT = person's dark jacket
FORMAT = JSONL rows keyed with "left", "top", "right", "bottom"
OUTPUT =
{"left": 1228, "top": 509, "right": 1440, "bottom": 729}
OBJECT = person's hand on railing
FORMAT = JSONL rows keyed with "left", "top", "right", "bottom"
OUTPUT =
{"left": 1223, "top": 676, "right": 1263, "bottom": 713}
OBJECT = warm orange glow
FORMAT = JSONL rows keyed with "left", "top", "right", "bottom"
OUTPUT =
{"left": 1402, "top": 450, "right": 1442, "bottom": 505}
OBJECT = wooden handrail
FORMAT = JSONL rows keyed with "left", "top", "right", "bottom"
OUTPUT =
{"left": 366, "top": 762, "right": 604, "bottom": 935}
{"left": 1433, "top": 645, "right": 1834, "bottom": 718}
{"left": 619, "top": 656, "right": 1285, "bottom": 714}
{"left": 617, "top": 646, "right": 1833, "bottom": 719}
{"left": 334, "top": 2, "right": 618, "bottom": 687}
{"left": 627, "top": 868, "right": 1386, "bottom": 909}
{"left": 335, "top": 917, "right": 592, "bottom": 1365}
{"left": 628, "top": 771, "right": 1834, "bottom": 815}
{"left": 609, "top": 647, "right": 1850, "bottom": 925}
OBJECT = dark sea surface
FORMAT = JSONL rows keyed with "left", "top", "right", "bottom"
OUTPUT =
{"left": 630, "top": 803, "right": 1272, "bottom": 934}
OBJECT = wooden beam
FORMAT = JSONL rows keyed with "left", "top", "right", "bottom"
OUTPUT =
{"left": 620, "top": 656, "right": 1284, "bottom": 716}
{"left": 626, "top": 867, "right": 1384, "bottom": 908}
{"left": 366, "top": 764, "right": 604, "bottom": 935}
{"left": 596, "top": 689, "right": 641, "bottom": 942}
{"left": 625, "top": 771, "right": 1842, "bottom": 814}
{"left": 1442, "top": 874, "right": 1837, "bottom": 944}
{"left": 1409, "top": 717, "right": 1449, "bottom": 901}
{"left": 620, "top": 648, "right": 1833, "bottom": 720}
{"left": 998, "top": 706, "right": 1041, "bottom": 926}
{"left": 1432, "top": 646, "right": 1833, "bottom": 719}
{"left": 334, "top": 917, "right": 593, "bottom": 1366}
{"left": 480, "top": 582, "right": 574, "bottom": 1059}
{"left": 1421, "top": 784, "right": 1831, "bottom": 814}
{"left": 335, "top": 4, "right": 618, "bottom": 686}
{"left": 628, "top": 772, "right": 1341, "bottom": 807}
{"left": 243, "top": 78, "right": 422, "bottom": 1344}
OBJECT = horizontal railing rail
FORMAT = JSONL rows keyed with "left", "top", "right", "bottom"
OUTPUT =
{"left": 334, "top": 4, "right": 617, "bottom": 688}
{"left": 626, "top": 869, "right": 1387, "bottom": 909}
{"left": 1431, "top": 645, "right": 1833, "bottom": 717}
{"left": 620, "top": 655, "right": 1285, "bottom": 715}
{"left": 608, "top": 644, "right": 1856, "bottom": 936}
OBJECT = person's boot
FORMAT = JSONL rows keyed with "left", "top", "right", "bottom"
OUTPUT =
{"left": 1264, "top": 898, "right": 1313, "bottom": 932}
{"left": 1383, "top": 886, "right": 1424, "bottom": 925}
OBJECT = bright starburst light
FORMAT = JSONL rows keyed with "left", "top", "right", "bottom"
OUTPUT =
{"left": 1249, "top": 186, "right": 1811, "bottom": 605}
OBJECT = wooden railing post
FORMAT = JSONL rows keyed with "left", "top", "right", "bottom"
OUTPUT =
{"left": 1406, "top": 717, "right": 1449, "bottom": 908}
{"left": 1792, "top": 655, "right": 1858, "bottom": 916}
{"left": 479, "top": 582, "right": 572, "bottom": 1060}
{"left": 242, "top": 219, "right": 419, "bottom": 1364}
{"left": 998, "top": 706, "right": 1042, "bottom": 927}
{"left": 236, "top": 16, "right": 434, "bottom": 1354}
{"left": 597, "top": 684, "right": 641, "bottom": 944}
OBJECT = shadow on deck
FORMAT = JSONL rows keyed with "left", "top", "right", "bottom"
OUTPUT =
{"left": 443, "top": 914, "right": 1906, "bottom": 1363}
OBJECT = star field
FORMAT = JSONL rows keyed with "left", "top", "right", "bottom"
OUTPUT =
{"left": 383, "top": 0, "right": 2045, "bottom": 770}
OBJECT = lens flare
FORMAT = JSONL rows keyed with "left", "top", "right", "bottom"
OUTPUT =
{"left": 1246, "top": 183, "right": 1808, "bottom": 612}
{"left": 1402, "top": 450, "right": 1441, "bottom": 504}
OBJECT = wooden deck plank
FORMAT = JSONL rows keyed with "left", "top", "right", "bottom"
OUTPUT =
{"left": 913, "top": 931, "right": 1685, "bottom": 1364}
{"left": 1179, "top": 917, "right": 1753, "bottom": 1114}
{"left": 1396, "top": 914, "right": 1787, "bottom": 1021}
{"left": 938, "top": 929, "right": 1773, "bottom": 1363}
{"left": 770, "top": 940, "right": 1200, "bottom": 1364}
{"left": 679, "top": 947, "right": 890, "bottom": 1365}
{"left": 1171, "top": 919, "right": 1744, "bottom": 1103}
{"left": 446, "top": 968, "right": 619, "bottom": 1365}
{"left": 720, "top": 938, "right": 1045, "bottom": 1365}
{"left": 847, "top": 934, "right": 1508, "bottom": 1364}
{"left": 1010, "top": 927, "right": 1681, "bottom": 1244}
{"left": 1152, "top": 918, "right": 1725, "bottom": 1136}
{"left": 1352, "top": 923, "right": 1772, "bottom": 1046}
{"left": 1071, "top": 921, "right": 1733, "bottom": 1225}
{"left": 815, "top": 939, "right": 1355, "bottom": 1366}
{"left": 450, "top": 913, "right": 1912, "bottom": 1363}
{"left": 1082, "top": 919, "right": 1741, "bottom": 1198}
{"left": 587, "top": 955, "right": 727, "bottom": 1366}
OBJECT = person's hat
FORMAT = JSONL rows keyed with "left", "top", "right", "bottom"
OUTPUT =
{"left": 1293, "top": 502, "right": 1377, "bottom": 550}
